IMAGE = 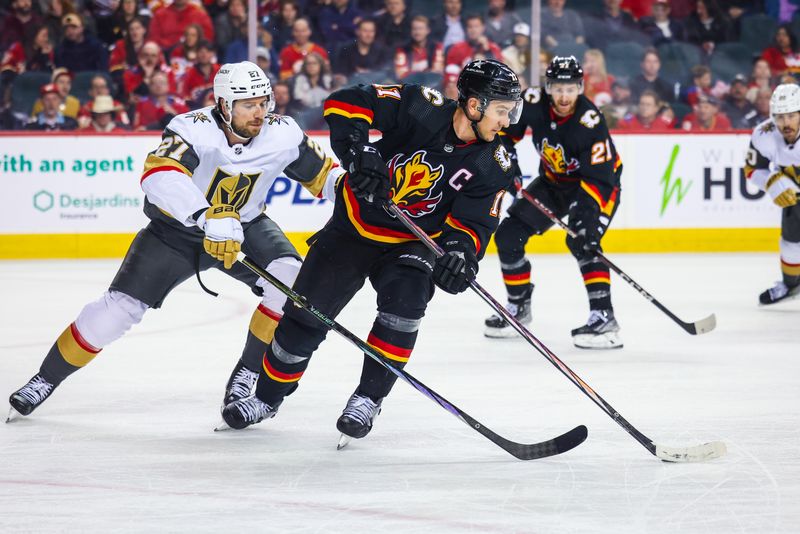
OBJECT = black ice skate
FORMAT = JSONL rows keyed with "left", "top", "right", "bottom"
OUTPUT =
{"left": 7, "top": 374, "right": 56, "bottom": 421}
{"left": 222, "top": 359, "right": 259, "bottom": 407}
{"left": 758, "top": 281, "right": 800, "bottom": 305}
{"left": 336, "top": 391, "right": 382, "bottom": 450}
{"left": 571, "top": 309, "right": 623, "bottom": 350}
{"left": 217, "top": 395, "right": 279, "bottom": 431}
{"left": 484, "top": 298, "right": 531, "bottom": 338}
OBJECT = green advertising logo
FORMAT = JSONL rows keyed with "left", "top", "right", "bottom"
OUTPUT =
{"left": 33, "top": 190, "right": 54, "bottom": 212}
{"left": 660, "top": 144, "right": 692, "bottom": 216}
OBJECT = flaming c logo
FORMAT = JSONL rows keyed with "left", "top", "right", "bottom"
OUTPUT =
{"left": 540, "top": 138, "right": 580, "bottom": 175}
{"left": 387, "top": 151, "right": 444, "bottom": 217}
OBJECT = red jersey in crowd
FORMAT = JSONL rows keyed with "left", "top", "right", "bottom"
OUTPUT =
{"left": 681, "top": 112, "right": 733, "bottom": 132}
{"left": 181, "top": 63, "right": 221, "bottom": 102}
{"left": 148, "top": 3, "right": 214, "bottom": 50}
{"left": 394, "top": 42, "right": 444, "bottom": 79}
{"left": 134, "top": 96, "right": 189, "bottom": 129}
{"left": 278, "top": 43, "right": 329, "bottom": 79}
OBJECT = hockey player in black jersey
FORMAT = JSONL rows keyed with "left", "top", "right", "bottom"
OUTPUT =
{"left": 221, "top": 59, "right": 522, "bottom": 445}
{"left": 484, "top": 56, "right": 624, "bottom": 349}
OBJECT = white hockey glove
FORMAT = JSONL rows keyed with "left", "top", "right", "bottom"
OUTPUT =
{"left": 766, "top": 172, "right": 799, "bottom": 208}
{"left": 197, "top": 204, "right": 244, "bottom": 269}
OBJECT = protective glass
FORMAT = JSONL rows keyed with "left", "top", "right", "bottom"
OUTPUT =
{"left": 485, "top": 98, "right": 523, "bottom": 124}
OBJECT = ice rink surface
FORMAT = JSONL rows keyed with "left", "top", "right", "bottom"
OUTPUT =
{"left": 1, "top": 253, "right": 798, "bottom": 533}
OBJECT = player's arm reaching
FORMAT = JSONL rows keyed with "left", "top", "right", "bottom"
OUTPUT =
{"left": 745, "top": 135, "right": 798, "bottom": 208}
{"left": 140, "top": 123, "right": 242, "bottom": 269}
{"left": 433, "top": 157, "right": 512, "bottom": 294}
{"left": 323, "top": 84, "right": 415, "bottom": 202}
{"left": 283, "top": 133, "right": 345, "bottom": 202}
{"left": 569, "top": 110, "right": 621, "bottom": 259}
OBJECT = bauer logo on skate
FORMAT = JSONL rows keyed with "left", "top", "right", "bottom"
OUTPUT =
{"left": 387, "top": 151, "right": 444, "bottom": 217}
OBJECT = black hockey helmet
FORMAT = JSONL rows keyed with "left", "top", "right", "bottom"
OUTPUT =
{"left": 545, "top": 55, "right": 584, "bottom": 94}
{"left": 457, "top": 59, "right": 522, "bottom": 124}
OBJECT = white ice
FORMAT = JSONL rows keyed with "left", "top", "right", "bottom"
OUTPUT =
{"left": 1, "top": 253, "right": 798, "bottom": 533}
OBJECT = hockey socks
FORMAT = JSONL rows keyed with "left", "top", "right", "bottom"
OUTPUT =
{"left": 500, "top": 258, "right": 533, "bottom": 303}
{"left": 579, "top": 257, "right": 613, "bottom": 311}
{"left": 360, "top": 319, "right": 416, "bottom": 400}
{"left": 40, "top": 323, "right": 102, "bottom": 385}
{"left": 240, "top": 304, "right": 281, "bottom": 371}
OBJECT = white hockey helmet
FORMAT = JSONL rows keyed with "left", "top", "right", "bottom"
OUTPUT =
{"left": 770, "top": 83, "right": 800, "bottom": 119}
{"left": 213, "top": 61, "right": 275, "bottom": 123}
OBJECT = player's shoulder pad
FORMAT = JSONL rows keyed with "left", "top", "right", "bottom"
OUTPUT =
{"left": 574, "top": 96, "right": 608, "bottom": 132}
{"left": 166, "top": 106, "right": 215, "bottom": 144}
{"left": 750, "top": 118, "right": 778, "bottom": 153}
{"left": 261, "top": 112, "right": 303, "bottom": 143}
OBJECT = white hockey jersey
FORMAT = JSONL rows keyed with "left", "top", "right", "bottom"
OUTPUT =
{"left": 140, "top": 106, "right": 342, "bottom": 227}
{"left": 745, "top": 118, "right": 800, "bottom": 190}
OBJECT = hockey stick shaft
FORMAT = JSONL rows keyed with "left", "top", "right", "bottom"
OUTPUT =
{"left": 237, "top": 255, "right": 586, "bottom": 460}
{"left": 515, "top": 186, "right": 715, "bottom": 335}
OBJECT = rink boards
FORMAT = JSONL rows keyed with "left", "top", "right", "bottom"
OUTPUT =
{"left": 0, "top": 131, "right": 781, "bottom": 258}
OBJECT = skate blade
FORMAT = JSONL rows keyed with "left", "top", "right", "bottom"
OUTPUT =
{"left": 484, "top": 325, "right": 527, "bottom": 339}
{"left": 6, "top": 407, "right": 19, "bottom": 423}
{"left": 573, "top": 332, "right": 623, "bottom": 350}
{"left": 214, "top": 420, "right": 232, "bottom": 432}
{"left": 337, "top": 434, "right": 353, "bottom": 450}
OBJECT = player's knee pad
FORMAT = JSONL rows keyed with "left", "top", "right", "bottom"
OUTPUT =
{"left": 495, "top": 217, "right": 531, "bottom": 264}
{"left": 780, "top": 238, "right": 800, "bottom": 264}
{"left": 255, "top": 255, "right": 302, "bottom": 316}
{"left": 272, "top": 312, "right": 329, "bottom": 359}
{"left": 74, "top": 290, "right": 149, "bottom": 348}
{"left": 376, "top": 265, "right": 433, "bottom": 319}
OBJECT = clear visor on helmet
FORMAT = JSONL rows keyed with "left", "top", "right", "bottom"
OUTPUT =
{"left": 484, "top": 98, "right": 523, "bottom": 124}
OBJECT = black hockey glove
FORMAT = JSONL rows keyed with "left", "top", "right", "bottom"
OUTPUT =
{"left": 343, "top": 143, "right": 391, "bottom": 204}
{"left": 566, "top": 198, "right": 604, "bottom": 261}
{"left": 432, "top": 243, "right": 478, "bottom": 295}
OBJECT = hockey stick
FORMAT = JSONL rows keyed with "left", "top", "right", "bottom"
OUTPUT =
{"left": 236, "top": 255, "right": 587, "bottom": 461}
{"left": 385, "top": 202, "right": 726, "bottom": 462}
{"left": 515, "top": 185, "right": 716, "bottom": 336}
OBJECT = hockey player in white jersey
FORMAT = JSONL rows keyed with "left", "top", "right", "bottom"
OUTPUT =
{"left": 7, "top": 61, "right": 344, "bottom": 420}
{"left": 745, "top": 83, "right": 800, "bottom": 304}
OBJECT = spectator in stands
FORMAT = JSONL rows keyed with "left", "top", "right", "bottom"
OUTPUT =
{"left": 169, "top": 23, "right": 205, "bottom": 83}
{"left": 123, "top": 41, "right": 177, "bottom": 101}
{"left": 742, "top": 86, "right": 771, "bottom": 128}
{"left": 619, "top": 90, "right": 675, "bottom": 131}
{"left": 376, "top": 0, "right": 411, "bottom": 49}
{"left": 257, "top": 30, "right": 280, "bottom": 77}
{"left": 501, "top": 22, "right": 530, "bottom": 81}
{"left": 109, "top": 16, "right": 148, "bottom": 99}
{"left": 318, "top": 0, "right": 363, "bottom": 49}
{"left": 80, "top": 95, "right": 128, "bottom": 131}
{"left": 76, "top": 74, "right": 129, "bottom": 128}
{"left": 267, "top": 0, "right": 300, "bottom": 53}
{"left": 639, "top": 0, "right": 686, "bottom": 46}
{"left": 722, "top": 73, "right": 755, "bottom": 128}
{"left": 290, "top": 51, "right": 333, "bottom": 109}
{"left": 746, "top": 57, "right": 773, "bottom": 103}
{"left": 279, "top": 17, "right": 329, "bottom": 79}
{"left": 31, "top": 67, "right": 80, "bottom": 118}
{"left": 682, "top": 94, "right": 732, "bottom": 131}
{"left": 43, "top": 0, "right": 77, "bottom": 47}
{"left": 585, "top": 0, "right": 638, "bottom": 51}
{"left": 181, "top": 39, "right": 221, "bottom": 107}
{"left": 583, "top": 49, "right": 615, "bottom": 106}
{"left": 55, "top": 13, "right": 109, "bottom": 72}
{"left": 444, "top": 14, "right": 502, "bottom": 84}
{"left": 430, "top": 0, "right": 465, "bottom": 51}
{"left": 631, "top": 47, "right": 675, "bottom": 104}
{"left": 148, "top": 0, "right": 214, "bottom": 52}
{"left": 761, "top": 24, "right": 800, "bottom": 77}
{"left": 685, "top": 0, "right": 734, "bottom": 56}
{"left": 541, "top": 0, "right": 585, "bottom": 52}
{"left": 272, "top": 80, "right": 303, "bottom": 116}
{"left": 484, "top": 0, "right": 521, "bottom": 49}
{"left": 683, "top": 64, "right": 727, "bottom": 105}
{"left": 214, "top": 0, "right": 247, "bottom": 53}
{"left": 600, "top": 77, "right": 634, "bottom": 129}
{"left": 333, "top": 18, "right": 390, "bottom": 78}
{"left": 256, "top": 46, "right": 278, "bottom": 85}
{"left": 1, "top": 0, "right": 44, "bottom": 53}
{"left": 133, "top": 70, "right": 188, "bottom": 129}
{"left": 110, "top": 0, "right": 151, "bottom": 45}
{"left": 394, "top": 15, "right": 444, "bottom": 80}
{"left": 0, "top": 26, "right": 55, "bottom": 89}
{"left": 26, "top": 82, "right": 78, "bottom": 130}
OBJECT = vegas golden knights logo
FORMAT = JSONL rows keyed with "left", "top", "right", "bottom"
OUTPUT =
{"left": 204, "top": 168, "right": 261, "bottom": 210}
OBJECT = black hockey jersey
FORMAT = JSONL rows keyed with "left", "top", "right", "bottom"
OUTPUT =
{"left": 503, "top": 88, "right": 622, "bottom": 216}
{"left": 323, "top": 83, "right": 516, "bottom": 257}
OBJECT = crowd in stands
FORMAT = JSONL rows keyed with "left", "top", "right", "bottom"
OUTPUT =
{"left": 0, "top": 0, "right": 797, "bottom": 132}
